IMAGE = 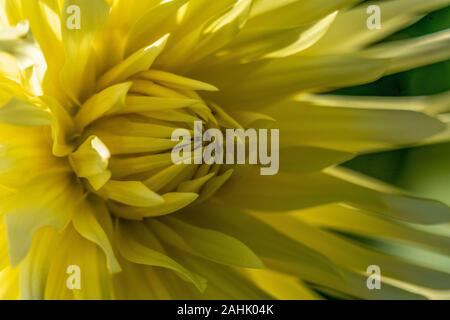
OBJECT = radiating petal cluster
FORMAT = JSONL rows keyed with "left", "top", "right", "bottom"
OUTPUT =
{"left": 0, "top": 0, "right": 449, "bottom": 300}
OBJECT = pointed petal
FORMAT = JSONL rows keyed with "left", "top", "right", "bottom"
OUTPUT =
{"left": 5, "top": 171, "right": 83, "bottom": 266}
{"left": 98, "top": 180, "right": 164, "bottom": 207}
{"left": 116, "top": 221, "right": 206, "bottom": 291}
{"left": 96, "top": 34, "right": 169, "bottom": 91}
{"left": 72, "top": 197, "right": 121, "bottom": 273}
{"left": 149, "top": 217, "right": 263, "bottom": 268}
{"left": 305, "top": 0, "right": 450, "bottom": 54}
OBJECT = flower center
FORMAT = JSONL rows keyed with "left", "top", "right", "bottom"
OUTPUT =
{"left": 67, "top": 70, "right": 239, "bottom": 220}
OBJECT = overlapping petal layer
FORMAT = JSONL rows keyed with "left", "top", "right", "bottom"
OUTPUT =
{"left": 0, "top": 0, "right": 449, "bottom": 300}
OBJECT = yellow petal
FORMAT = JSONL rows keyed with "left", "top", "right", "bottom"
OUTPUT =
{"left": 0, "top": 124, "right": 57, "bottom": 188}
{"left": 177, "top": 172, "right": 216, "bottom": 193}
{"left": 298, "top": 203, "right": 450, "bottom": 258}
{"left": 152, "top": 216, "right": 263, "bottom": 268}
{"left": 189, "top": 0, "right": 253, "bottom": 64}
{"left": 155, "top": 0, "right": 238, "bottom": 69}
{"left": 245, "top": 268, "right": 321, "bottom": 300}
{"left": 122, "top": 95, "right": 198, "bottom": 114}
{"left": 267, "top": 98, "right": 446, "bottom": 153}
{"left": 144, "top": 164, "right": 191, "bottom": 192}
{"left": 68, "top": 136, "right": 111, "bottom": 190}
{"left": 18, "top": 227, "right": 62, "bottom": 299}
{"left": 5, "top": 170, "right": 83, "bottom": 266}
{"left": 0, "top": 98, "right": 51, "bottom": 126}
{"left": 194, "top": 169, "right": 234, "bottom": 204}
{"left": 124, "top": 0, "right": 187, "bottom": 56}
{"left": 3, "top": 0, "right": 24, "bottom": 26}
{"left": 139, "top": 69, "right": 218, "bottom": 91}
{"left": 74, "top": 82, "right": 131, "bottom": 132}
{"left": 304, "top": 0, "right": 450, "bottom": 54}
{"left": 41, "top": 95, "right": 76, "bottom": 156}
{"left": 174, "top": 250, "right": 271, "bottom": 299}
{"left": 183, "top": 200, "right": 339, "bottom": 286}
{"left": 0, "top": 223, "right": 10, "bottom": 270}
{"left": 112, "top": 256, "right": 178, "bottom": 299}
{"left": 278, "top": 146, "right": 354, "bottom": 173}
{"left": 96, "top": 34, "right": 169, "bottom": 91}
{"left": 0, "top": 267, "right": 19, "bottom": 300}
{"left": 72, "top": 197, "right": 121, "bottom": 273}
{"left": 20, "top": 0, "right": 66, "bottom": 102}
{"left": 217, "top": 165, "right": 450, "bottom": 225}
{"left": 264, "top": 12, "right": 337, "bottom": 58}
{"left": 116, "top": 221, "right": 206, "bottom": 291}
{"left": 92, "top": 116, "right": 184, "bottom": 139}
{"left": 110, "top": 192, "right": 199, "bottom": 220}
{"left": 98, "top": 180, "right": 164, "bottom": 207}
{"left": 44, "top": 226, "right": 114, "bottom": 300}
{"left": 249, "top": 0, "right": 358, "bottom": 28}
{"left": 197, "top": 54, "right": 388, "bottom": 107}
{"left": 61, "top": 0, "right": 110, "bottom": 103}
{"left": 92, "top": 131, "right": 177, "bottom": 155}
{"left": 255, "top": 212, "right": 450, "bottom": 295}
{"left": 363, "top": 29, "right": 450, "bottom": 75}
{"left": 109, "top": 152, "right": 173, "bottom": 179}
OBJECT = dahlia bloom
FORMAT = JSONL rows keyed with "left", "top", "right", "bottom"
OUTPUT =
{"left": 0, "top": 0, "right": 450, "bottom": 300}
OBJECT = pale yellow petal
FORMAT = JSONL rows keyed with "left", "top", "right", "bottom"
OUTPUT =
{"left": 150, "top": 216, "right": 263, "bottom": 268}
{"left": 98, "top": 180, "right": 164, "bottom": 207}
{"left": 5, "top": 170, "right": 83, "bottom": 265}
{"left": 304, "top": 0, "right": 450, "bottom": 54}
{"left": 117, "top": 221, "right": 206, "bottom": 291}
{"left": 72, "top": 197, "right": 121, "bottom": 273}
{"left": 96, "top": 34, "right": 169, "bottom": 91}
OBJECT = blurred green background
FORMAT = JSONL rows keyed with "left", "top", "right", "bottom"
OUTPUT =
{"left": 336, "top": 5, "right": 450, "bottom": 205}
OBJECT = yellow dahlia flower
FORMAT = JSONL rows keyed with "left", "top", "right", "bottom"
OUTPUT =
{"left": 1, "top": 0, "right": 450, "bottom": 300}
